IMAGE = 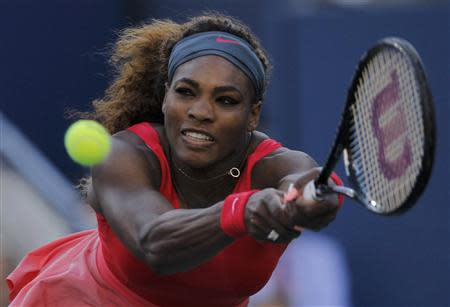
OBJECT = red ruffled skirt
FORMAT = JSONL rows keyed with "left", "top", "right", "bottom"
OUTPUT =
{"left": 7, "top": 230, "right": 152, "bottom": 307}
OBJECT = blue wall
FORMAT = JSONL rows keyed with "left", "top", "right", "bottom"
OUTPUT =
{"left": 2, "top": 1, "right": 449, "bottom": 306}
{"left": 1, "top": 0, "right": 125, "bottom": 181}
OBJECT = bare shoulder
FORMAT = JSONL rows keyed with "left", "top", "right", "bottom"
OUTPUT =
{"left": 97, "top": 129, "right": 162, "bottom": 183}
{"left": 251, "top": 135, "right": 318, "bottom": 189}
{"left": 87, "top": 129, "right": 162, "bottom": 212}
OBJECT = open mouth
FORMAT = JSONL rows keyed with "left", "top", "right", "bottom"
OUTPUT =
{"left": 182, "top": 130, "right": 215, "bottom": 142}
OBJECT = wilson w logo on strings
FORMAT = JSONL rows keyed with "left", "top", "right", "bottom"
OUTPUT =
{"left": 371, "top": 70, "right": 412, "bottom": 180}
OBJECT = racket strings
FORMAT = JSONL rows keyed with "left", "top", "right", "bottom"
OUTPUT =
{"left": 349, "top": 48, "right": 425, "bottom": 213}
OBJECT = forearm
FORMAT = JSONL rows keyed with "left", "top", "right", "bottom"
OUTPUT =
{"left": 140, "top": 202, "right": 233, "bottom": 275}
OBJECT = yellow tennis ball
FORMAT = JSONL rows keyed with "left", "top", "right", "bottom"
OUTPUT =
{"left": 64, "top": 120, "right": 111, "bottom": 166}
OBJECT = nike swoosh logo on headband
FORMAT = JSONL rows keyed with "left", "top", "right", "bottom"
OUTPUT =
{"left": 216, "top": 37, "right": 241, "bottom": 45}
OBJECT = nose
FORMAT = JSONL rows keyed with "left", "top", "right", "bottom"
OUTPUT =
{"left": 187, "top": 98, "right": 215, "bottom": 122}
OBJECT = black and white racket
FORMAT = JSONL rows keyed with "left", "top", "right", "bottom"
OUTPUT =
{"left": 302, "top": 37, "right": 436, "bottom": 215}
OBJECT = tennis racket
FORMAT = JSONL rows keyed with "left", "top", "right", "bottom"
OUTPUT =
{"left": 302, "top": 37, "right": 436, "bottom": 215}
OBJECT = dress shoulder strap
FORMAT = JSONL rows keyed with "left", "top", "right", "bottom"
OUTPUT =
{"left": 234, "top": 139, "right": 282, "bottom": 192}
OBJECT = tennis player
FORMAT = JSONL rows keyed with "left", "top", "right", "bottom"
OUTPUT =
{"left": 7, "top": 13, "right": 342, "bottom": 307}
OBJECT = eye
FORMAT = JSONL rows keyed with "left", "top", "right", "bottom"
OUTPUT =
{"left": 217, "top": 96, "right": 239, "bottom": 106}
{"left": 175, "top": 87, "right": 194, "bottom": 97}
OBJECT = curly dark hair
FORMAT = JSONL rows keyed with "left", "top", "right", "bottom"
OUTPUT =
{"left": 80, "top": 13, "right": 272, "bottom": 134}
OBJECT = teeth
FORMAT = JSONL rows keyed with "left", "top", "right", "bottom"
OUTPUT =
{"left": 184, "top": 131, "right": 213, "bottom": 141}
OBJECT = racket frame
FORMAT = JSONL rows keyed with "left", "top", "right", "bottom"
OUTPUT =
{"left": 314, "top": 37, "right": 435, "bottom": 215}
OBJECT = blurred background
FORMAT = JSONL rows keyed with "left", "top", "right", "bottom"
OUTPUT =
{"left": 1, "top": 0, "right": 449, "bottom": 306}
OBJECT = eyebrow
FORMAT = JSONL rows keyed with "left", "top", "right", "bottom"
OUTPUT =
{"left": 174, "top": 77, "right": 243, "bottom": 98}
{"left": 213, "top": 86, "right": 242, "bottom": 98}
{"left": 174, "top": 78, "right": 199, "bottom": 89}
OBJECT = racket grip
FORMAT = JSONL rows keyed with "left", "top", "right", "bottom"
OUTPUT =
{"left": 302, "top": 180, "right": 324, "bottom": 201}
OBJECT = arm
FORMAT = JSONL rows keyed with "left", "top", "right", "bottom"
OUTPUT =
{"left": 90, "top": 131, "right": 232, "bottom": 276}
{"left": 251, "top": 146, "right": 318, "bottom": 190}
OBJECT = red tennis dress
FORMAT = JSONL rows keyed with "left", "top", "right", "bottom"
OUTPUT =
{"left": 7, "top": 122, "right": 287, "bottom": 307}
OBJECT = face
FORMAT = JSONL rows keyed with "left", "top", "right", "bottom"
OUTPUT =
{"left": 163, "top": 55, "right": 261, "bottom": 170}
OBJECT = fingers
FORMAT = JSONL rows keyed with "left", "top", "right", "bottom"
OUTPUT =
{"left": 282, "top": 167, "right": 341, "bottom": 231}
{"left": 287, "top": 196, "right": 339, "bottom": 231}
{"left": 244, "top": 178, "right": 341, "bottom": 242}
{"left": 285, "top": 167, "right": 321, "bottom": 206}
{"left": 249, "top": 213, "right": 300, "bottom": 243}
{"left": 253, "top": 191, "right": 301, "bottom": 242}
{"left": 245, "top": 189, "right": 301, "bottom": 243}
{"left": 283, "top": 183, "right": 299, "bottom": 203}
{"left": 292, "top": 167, "right": 321, "bottom": 192}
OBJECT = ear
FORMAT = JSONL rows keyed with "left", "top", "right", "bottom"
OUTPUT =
{"left": 247, "top": 101, "right": 262, "bottom": 131}
{"left": 164, "top": 82, "right": 170, "bottom": 93}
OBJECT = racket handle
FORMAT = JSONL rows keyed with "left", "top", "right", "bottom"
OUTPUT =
{"left": 302, "top": 180, "right": 323, "bottom": 201}
{"left": 303, "top": 180, "right": 356, "bottom": 200}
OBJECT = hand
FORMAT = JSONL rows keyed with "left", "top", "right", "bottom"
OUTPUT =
{"left": 283, "top": 167, "right": 340, "bottom": 231}
{"left": 245, "top": 188, "right": 301, "bottom": 243}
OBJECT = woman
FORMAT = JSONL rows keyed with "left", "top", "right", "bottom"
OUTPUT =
{"left": 7, "top": 14, "right": 342, "bottom": 307}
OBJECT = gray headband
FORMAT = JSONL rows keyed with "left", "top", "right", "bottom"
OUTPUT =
{"left": 168, "top": 31, "right": 265, "bottom": 99}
